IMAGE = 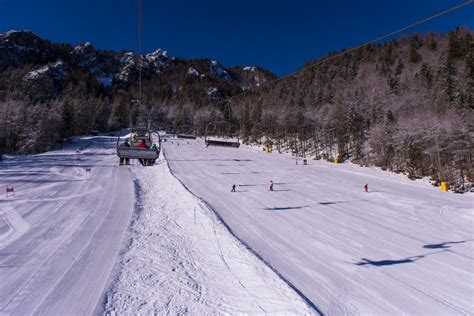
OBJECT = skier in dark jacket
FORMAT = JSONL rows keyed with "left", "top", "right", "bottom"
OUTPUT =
{"left": 119, "top": 141, "right": 130, "bottom": 165}
{"left": 231, "top": 184, "right": 236, "bottom": 192}
{"left": 269, "top": 180, "right": 274, "bottom": 191}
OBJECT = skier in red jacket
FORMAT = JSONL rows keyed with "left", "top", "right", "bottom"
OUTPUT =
{"left": 137, "top": 140, "right": 149, "bottom": 148}
{"left": 137, "top": 140, "right": 149, "bottom": 166}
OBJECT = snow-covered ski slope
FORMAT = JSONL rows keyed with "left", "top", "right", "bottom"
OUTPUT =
{"left": 0, "top": 137, "right": 313, "bottom": 314}
{"left": 104, "top": 157, "right": 312, "bottom": 314}
{"left": 0, "top": 137, "right": 134, "bottom": 315}
{"left": 165, "top": 139, "right": 474, "bottom": 315}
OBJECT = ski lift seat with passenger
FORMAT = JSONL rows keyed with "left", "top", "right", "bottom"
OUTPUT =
{"left": 117, "top": 128, "right": 161, "bottom": 162}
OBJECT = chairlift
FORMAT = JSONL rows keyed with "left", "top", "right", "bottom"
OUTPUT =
{"left": 176, "top": 124, "right": 196, "bottom": 139}
{"left": 116, "top": 128, "right": 162, "bottom": 166}
{"left": 204, "top": 122, "right": 240, "bottom": 148}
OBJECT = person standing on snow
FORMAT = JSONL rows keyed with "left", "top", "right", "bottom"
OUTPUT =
{"left": 231, "top": 184, "right": 236, "bottom": 192}
{"left": 269, "top": 180, "right": 274, "bottom": 191}
{"left": 364, "top": 183, "right": 368, "bottom": 192}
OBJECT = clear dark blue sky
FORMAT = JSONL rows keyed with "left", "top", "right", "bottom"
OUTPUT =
{"left": 1, "top": 0, "right": 473, "bottom": 75}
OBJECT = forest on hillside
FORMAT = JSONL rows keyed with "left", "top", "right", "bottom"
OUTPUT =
{"left": 0, "top": 28, "right": 472, "bottom": 190}
{"left": 231, "top": 28, "right": 474, "bottom": 191}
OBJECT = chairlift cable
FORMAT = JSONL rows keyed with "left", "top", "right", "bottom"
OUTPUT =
{"left": 138, "top": 0, "right": 142, "bottom": 108}
{"left": 225, "top": 0, "right": 474, "bottom": 104}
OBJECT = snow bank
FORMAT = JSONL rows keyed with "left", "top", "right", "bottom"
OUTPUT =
{"left": 104, "top": 158, "right": 313, "bottom": 314}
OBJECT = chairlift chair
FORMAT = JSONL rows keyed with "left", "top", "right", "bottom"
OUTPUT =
{"left": 176, "top": 124, "right": 196, "bottom": 139}
{"left": 116, "top": 128, "right": 162, "bottom": 165}
{"left": 204, "top": 122, "right": 240, "bottom": 148}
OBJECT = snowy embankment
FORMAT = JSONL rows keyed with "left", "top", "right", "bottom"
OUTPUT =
{"left": 103, "top": 158, "right": 313, "bottom": 314}
{"left": 165, "top": 139, "right": 474, "bottom": 315}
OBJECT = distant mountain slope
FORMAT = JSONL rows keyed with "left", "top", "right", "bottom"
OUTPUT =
{"left": 0, "top": 30, "right": 276, "bottom": 152}
{"left": 0, "top": 28, "right": 472, "bottom": 190}
{"left": 231, "top": 27, "right": 473, "bottom": 190}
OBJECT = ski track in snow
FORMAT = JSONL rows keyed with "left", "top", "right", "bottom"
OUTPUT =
{"left": 103, "top": 156, "right": 313, "bottom": 315}
{"left": 1, "top": 136, "right": 473, "bottom": 315}
{"left": 164, "top": 138, "right": 474, "bottom": 316}
{"left": 0, "top": 137, "right": 134, "bottom": 315}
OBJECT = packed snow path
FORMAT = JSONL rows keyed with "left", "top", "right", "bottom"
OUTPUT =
{"left": 165, "top": 139, "right": 474, "bottom": 315}
{"left": 0, "top": 137, "right": 134, "bottom": 315}
{"left": 104, "top": 159, "right": 312, "bottom": 314}
{"left": 0, "top": 137, "right": 313, "bottom": 315}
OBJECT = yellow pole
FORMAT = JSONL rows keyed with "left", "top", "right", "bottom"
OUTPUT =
{"left": 440, "top": 182, "right": 448, "bottom": 192}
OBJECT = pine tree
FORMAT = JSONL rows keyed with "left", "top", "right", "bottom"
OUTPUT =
{"left": 60, "top": 101, "right": 75, "bottom": 139}
{"left": 419, "top": 63, "right": 433, "bottom": 88}
{"left": 410, "top": 36, "right": 422, "bottom": 64}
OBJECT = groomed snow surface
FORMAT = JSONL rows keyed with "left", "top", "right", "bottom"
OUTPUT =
{"left": 0, "top": 137, "right": 134, "bottom": 315}
{"left": 165, "top": 139, "right": 473, "bottom": 315}
{"left": 1, "top": 136, "right": 473, "bottom": 315}
{"left": 103, "top": 159, "right": 311, "bottom": 314}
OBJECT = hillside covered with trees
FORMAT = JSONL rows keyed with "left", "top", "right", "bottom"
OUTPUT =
{"left": 232, "top": 28, "right": 473, "bottom": 191}
{"left": 0, "top": 28, "right": 472, "bottom": 190}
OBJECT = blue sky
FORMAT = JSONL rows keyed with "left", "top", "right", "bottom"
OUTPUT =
{"left": 1, "top": 0, "right": 473, "bottom": 75}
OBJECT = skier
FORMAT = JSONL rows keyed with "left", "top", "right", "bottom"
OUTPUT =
{"left": 137, "top": 140, "right": 149, "bottom": 166}
{"left": 137, "top": 139, "right": 148, "bottom": 148}
{"left": 231, "top": 184, "right": 236, "bottom": 192}
{"left": 364, "top": 183, "right": 368, "bottom": 192}
{"left": 148, "top": 143, "right": 158, "bottom": 165}
{"left": 269, "top": 180, "right": 274, "bottom": 191}
{"left": 119, "top": 141, "right": 130, "bottom": 165}
{"left": 130, "top": 134, "right": 138, "bottom": 145}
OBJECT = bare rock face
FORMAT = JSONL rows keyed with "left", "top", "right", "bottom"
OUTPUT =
{"left": 0, "top": 29, "right": 277, "bottom": 94}
{"left": 230, "top": 65, "right": 277, "bottom": 90}
{"left": 21, "top": 60, "right": 69, "bottom": 101}
{"left": 0, "top": 30, "right": 51, "bottom": 69}
{"left": 24, "top": 60, "right": 69, "bottom": 82}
